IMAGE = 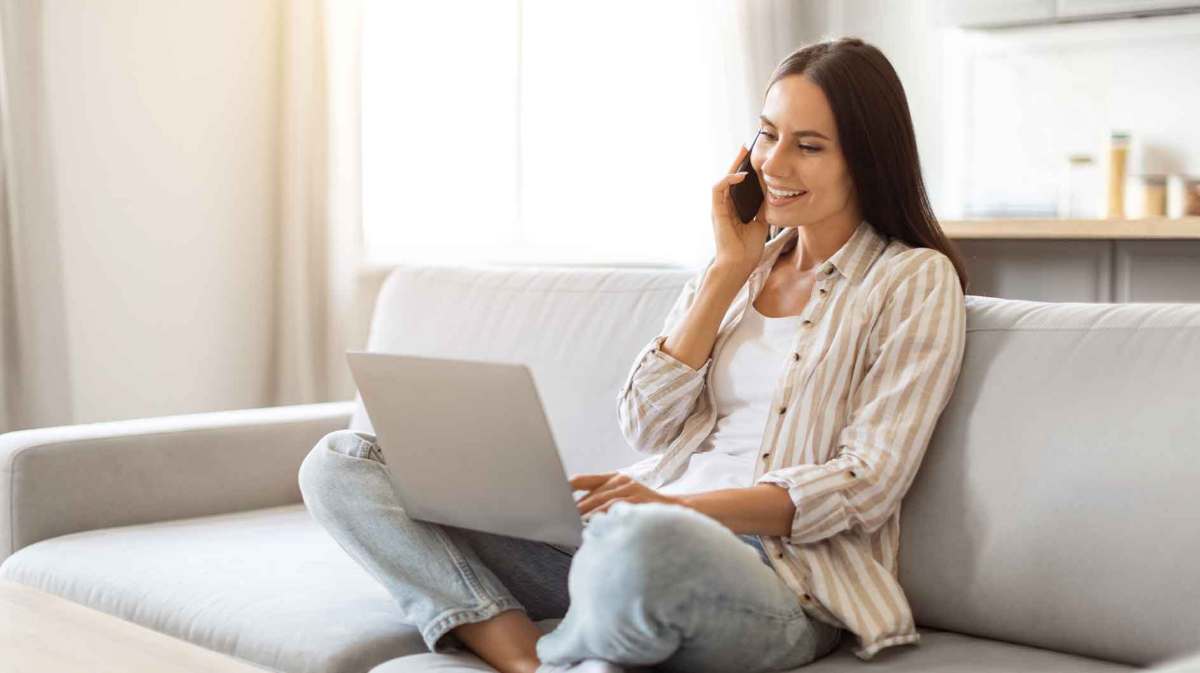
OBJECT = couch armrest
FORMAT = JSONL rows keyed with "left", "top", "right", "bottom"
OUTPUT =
{"left": 0, "top": 401, "right": 354, "bottom": 562}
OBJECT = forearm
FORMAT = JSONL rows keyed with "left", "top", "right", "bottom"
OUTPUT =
{"left": 675, "top": 483, "right": 795, "bottom": 537}
{"left": 660, "top": 265, "right": 746, "bottom": 371}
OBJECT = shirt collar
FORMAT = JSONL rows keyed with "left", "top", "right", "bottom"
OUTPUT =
{"left": 754, "top": 219, "right": 887, "bottom": 284}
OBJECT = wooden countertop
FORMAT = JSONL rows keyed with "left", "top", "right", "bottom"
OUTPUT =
{"left": 940, "top": 217, "right": 1200, "bottom": 239}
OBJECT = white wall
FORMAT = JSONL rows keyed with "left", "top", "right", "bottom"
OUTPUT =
{"left": 791, "top": 0, "right": 950, "bottom": 215}
{"left": 942, "top": 12, "right": 1200, "bottom": 219}
{"left": 800, "top": 1, "right": 1200, "bottom": 220}
{"left": 41, "top": 0, "right": 281, "bottom": 423}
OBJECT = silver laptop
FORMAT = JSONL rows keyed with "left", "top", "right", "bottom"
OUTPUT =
{"left": 346, "top": 351, "right": 587, "bottom": 549}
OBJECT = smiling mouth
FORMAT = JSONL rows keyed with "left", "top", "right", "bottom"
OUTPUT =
{"left": 767, "top": 189, "right": 807, "bottom": 206}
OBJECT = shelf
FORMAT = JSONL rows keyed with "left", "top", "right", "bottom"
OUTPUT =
{"left": 940, "top": 217, "right": 1200, "bottom": 239}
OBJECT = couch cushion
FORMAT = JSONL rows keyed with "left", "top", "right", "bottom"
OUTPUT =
{"left": 349, "top": 263, "right": 699, "bottom": 478}
{"left": 0, "top": 504, "right": 428, "bottom": 673}
{"left": 370, "top": 627, "right": 1134, "bottom": 672}
{"left": 1148, "top": 650, "right": 1200, "bottom": 672}
{"left": 899, "top": 297, "right": 1200, "bottom": 666}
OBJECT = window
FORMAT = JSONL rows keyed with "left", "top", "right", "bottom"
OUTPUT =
{"left": 362, "top": 0, "right": 732, "bottom": 268}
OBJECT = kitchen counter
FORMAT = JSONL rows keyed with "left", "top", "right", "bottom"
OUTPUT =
{"left": 941, "top": 217, "right": 1200, "bottom": 239}
{"left": 943, "top": 218, "right": 1200, "bottom": 303}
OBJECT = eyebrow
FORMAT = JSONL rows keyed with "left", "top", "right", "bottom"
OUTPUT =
{"left": 759, "top": 115, "right": 830, "bottom": 140}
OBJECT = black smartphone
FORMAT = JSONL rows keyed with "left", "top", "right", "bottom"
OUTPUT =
{"left": 729, "top": 131, "right": 764, "bottom": 224}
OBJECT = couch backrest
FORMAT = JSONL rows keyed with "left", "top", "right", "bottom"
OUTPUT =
{"left": 355, "top": 264, "right": 1200, "bottom": 667}
{"left": 899, "top": 295, "right": 1200, "bottom": 667}
{"left": 349, "top": 263, "right": 698, "bottom": 476}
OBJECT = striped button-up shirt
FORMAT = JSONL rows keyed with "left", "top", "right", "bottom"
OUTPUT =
{"left": 615, "top": 219, "right": 967, "bottom": 660}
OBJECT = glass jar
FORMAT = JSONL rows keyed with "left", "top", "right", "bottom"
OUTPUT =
{"left": 1166, "top": 175, "right": 1199, "bottom": 217}
{"left": 1186, "top": 177, "right": 1200, "bottom": 216}
{"left": 1060, "top": 154, "right": 1102, "bottom": 219}
{"left": 1138, "top": 174, "right": 1167, "bottom": 217}
{"left": 1107, "top": 131, "right": 1130, "bottom": 219}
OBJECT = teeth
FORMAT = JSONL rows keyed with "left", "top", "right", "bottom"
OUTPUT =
{"left": 768, "top": 187, "right": 804, "bottom": 198}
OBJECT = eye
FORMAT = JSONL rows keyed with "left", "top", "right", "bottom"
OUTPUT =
{"left": 757, "top": 131, "right": 822, "bottom": 152}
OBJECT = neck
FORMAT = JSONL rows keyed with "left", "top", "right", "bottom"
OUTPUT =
{"left": 782, "top": 210, "right": 860, "bottom": 275}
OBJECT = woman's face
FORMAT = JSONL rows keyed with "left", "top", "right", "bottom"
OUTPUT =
{"left": 751, "top": 74, "right": 858, "bottom": 229}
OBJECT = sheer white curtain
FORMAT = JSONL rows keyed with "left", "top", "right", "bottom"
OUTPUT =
{"left": 0, "top": 0, "right": 74, "bottom": 432}
{"left": 360, "top": 0, "right": 815, "bottom": 270}
{"left": 721, "top": 0, "right": 822, "bottom": 125}
{"left": 271, "top": 0, "right": 367, "bottom": 406}
{"left": 0, "top": 0, "right": 369, "bottom": 429}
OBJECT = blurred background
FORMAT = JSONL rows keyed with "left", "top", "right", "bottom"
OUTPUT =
{"left": 2, "top": 0, "right": 1198, "bottom": 431}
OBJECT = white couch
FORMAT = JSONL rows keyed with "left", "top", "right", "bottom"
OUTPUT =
{"left": 3, "top": 263, "right": 1199, "bottom": 673}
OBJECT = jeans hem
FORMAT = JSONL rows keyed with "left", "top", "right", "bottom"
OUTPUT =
{"left": 422, "top": 597, "right": 526, "bottom": 654}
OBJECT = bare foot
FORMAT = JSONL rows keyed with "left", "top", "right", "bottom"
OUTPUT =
{"left": 451, "top": 608, "right": 544, "bottom": 673}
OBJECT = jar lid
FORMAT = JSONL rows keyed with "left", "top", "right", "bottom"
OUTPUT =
{"left": 1068, "top": 154, "right": 1094, "bottom": 164}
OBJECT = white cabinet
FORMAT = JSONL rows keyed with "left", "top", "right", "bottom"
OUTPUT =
{"left": 1113, "top": 241, "right": 1200, "bottom": 302}
{"left": 955, "top": 238, "right": 1200, "bottom": 302}
{"left": 957, "top": 240, "right": 1114, "bottom": 301}
{"left": 942, "top": 0, "right": 1056, "bottom": 28}
{"left": 1057, "top": 0, "right": 1200, "bottom": 20}
{"left": 944, "top": 0, "right": 1200, "bottom": 27}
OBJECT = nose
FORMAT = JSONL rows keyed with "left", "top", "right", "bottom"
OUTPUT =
{"left": 758, "top": 142, "right": 791, "bottom": 183}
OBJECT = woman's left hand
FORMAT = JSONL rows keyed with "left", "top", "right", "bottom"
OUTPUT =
{"left": 570, "top": 472, "right": 684, "bottom": 517}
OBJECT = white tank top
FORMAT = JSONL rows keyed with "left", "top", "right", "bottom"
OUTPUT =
{"left": 649, "top": 300, "right": 803, "bottom": 496}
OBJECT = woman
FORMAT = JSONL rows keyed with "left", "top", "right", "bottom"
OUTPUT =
{"left": 298, "top": 37, "right": 969, "bottom": 673}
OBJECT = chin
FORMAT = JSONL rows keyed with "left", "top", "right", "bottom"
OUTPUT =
{"left": 768, "top": 219, "right": 808, "bottom": 230}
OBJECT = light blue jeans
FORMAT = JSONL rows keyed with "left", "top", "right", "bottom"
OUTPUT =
{"left": 297, "top": 429, "right": 843, "bottom": 672}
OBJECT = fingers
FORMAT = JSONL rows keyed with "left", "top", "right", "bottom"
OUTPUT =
{"left": 713, "top": 174, "right": 751, "bottom": 230}
{"left": 577, "top": 481, "right": 637, "bottom": 516}
{"left": 712, "top": 173, "right": 744, "bottom": 196}
{"left": 569, "top": 473, "right": 616, "bottom": 491}
{"left": 714, "top": 141, "right": 751, "bottom": 197}
{"left": 716, "top": 144, "right": 751, "bottom": 196}
{"left": 712, "top": 171, "right": 748, "bottom": 206}
{"left": 712, "top": 176, "right": 723, "bottom": 210}
{"left": 594, "top": 497, "right": 630, "bottom": 515}
{"left": 728, "top": 144, "right": 748, "bottom": 175}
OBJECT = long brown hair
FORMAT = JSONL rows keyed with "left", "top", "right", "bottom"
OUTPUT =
{"left": 763, "top": 37, "right": 970, "bottom": 294}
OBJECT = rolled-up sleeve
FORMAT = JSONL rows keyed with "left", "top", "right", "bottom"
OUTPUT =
{"left": 616, "top": 261, "right": 716, "bottom": 456}
{"left": 756, "top": 253, "right": 967, "bottom": 544}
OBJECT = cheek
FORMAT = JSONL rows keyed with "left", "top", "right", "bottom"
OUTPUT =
{"left": 809, "top": 159, "right": 853, "bottom": 197}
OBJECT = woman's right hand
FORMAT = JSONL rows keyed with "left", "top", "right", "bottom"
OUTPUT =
{"left": 711, "top": 144, "right": 769, "bottom": 281}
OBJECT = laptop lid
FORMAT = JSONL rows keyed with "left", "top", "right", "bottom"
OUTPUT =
{"left": 345, "top": 351, "right": 584, "bottom": 548}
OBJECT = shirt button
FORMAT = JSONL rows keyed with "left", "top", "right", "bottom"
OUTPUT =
{"left": 803, "top": 593, "right": 812, "bottom": 601}
{"left": 792, "top": 352, "right": 800, "bottom": 361}
{"left": 776, "top": 552, "right": 785, "bottom": 559}
{"left": 818, "top": 288, "right": 827, "bottom": 295}
{"left": 849, "top": 470, "right": 857, "bottom": 477}
{"left": 761, "top": 452, "right": 770, "bottom": 458}
{"left": 803, "top": 320, "right": 812, "bottom": 327}
{"left": 778, "top": 406, "right": 787, "bottom": 414}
